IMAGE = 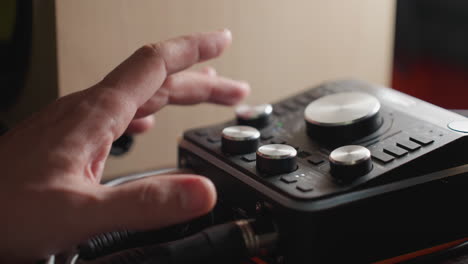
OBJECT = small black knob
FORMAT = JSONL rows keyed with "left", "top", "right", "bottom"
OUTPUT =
{"left": 221, "top": 126, "right": 260, "bottom": 154}
{"left": 110, "top": 134, "right": 134, "bottom": 156}
{"left": 256, "top": 144, "right": 297, "bottom": 175}
{"left": 329, "top": 145, "right": 372, "bottom": 183}
{"left": 235, "top": 104, "right": 273, "bottom": 128}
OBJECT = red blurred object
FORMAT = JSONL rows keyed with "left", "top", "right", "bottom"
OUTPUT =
{"left": 392, "top": 57, "right": 468, "bottom": 110}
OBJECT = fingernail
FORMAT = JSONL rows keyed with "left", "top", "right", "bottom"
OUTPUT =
{"left": 203, "top": 66, "right": 217, "bottom": 76}
{"left": 180, "top": 178, "right": 216, "bottom": 212}
{"left": 239, "top": 81, "right": 251, "bottom": 94}
{"left": 220, "top": 28, "right": 232, "bottom": 40}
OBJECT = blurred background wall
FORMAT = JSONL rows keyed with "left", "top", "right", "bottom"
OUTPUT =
{"left": 2, "top": 0, "right": 396, "bottom": 179}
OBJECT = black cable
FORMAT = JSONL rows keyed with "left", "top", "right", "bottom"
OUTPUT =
{"left": 76, "top": 219, "right": 278, "bottom": 264}
{"left": 78, "top": 214, "right": 214, "bottom": 260}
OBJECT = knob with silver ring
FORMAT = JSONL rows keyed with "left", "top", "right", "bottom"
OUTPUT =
{"left": 256, "top": 144, "right": 297, "bottom": 175}
{"left": 304, "top": 92, "right": 382, "bottom": 145}
{"left": 221, "top": 126, "right": 261, "bottom": 154}
{"left": 329, "top": 145, "right": 372, "bottom": 182}
{"left": 235, "top": 104, "right": 273, "bottom": 128}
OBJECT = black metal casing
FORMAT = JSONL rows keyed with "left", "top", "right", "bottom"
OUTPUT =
{"left": 178, "top": 79, "right": 468, "bottom": 263}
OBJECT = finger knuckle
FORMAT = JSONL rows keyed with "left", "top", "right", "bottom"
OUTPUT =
{"left": 138, "top": 43, "right": 163, "bottom": 58}
{"left": 136, "top": 43, "right": 168, "bottom": 75}
{"left": 92, "top": 89, "right": 126, "bottom": 112}
{"left": 180, "top": 35, "right": 200, "bottom": 61}
{"left": 40, "top": 91, "right": 86, "bottom": 126}
{"left": 81, "top": 89, "right": 129, "bottom": 136}
{"left": 181, "top": 35, "right": 198, "bottom": 48}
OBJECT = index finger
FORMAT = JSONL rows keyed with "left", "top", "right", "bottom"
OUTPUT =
{"left": 81, "top": 29, "right": 233, "bottom": 139}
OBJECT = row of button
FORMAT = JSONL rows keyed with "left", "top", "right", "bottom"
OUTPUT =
{"left": 238, "top": 146, "right": 320, "bottom": 193}
{"left": 197, "top": 130, "right": 277, "bottom": 145}
{"left": 371, "top": 135, "right": 434, "bottom": 164}
{"left": 280, "top": 175, "right": 314, "bottom": 192}
{"left": 196, "top": 129, "right": 294, "bottom": 159}
{"left": 198, "top": 128, "right": 279, "bottom": 143}
{"left": 267, "top": 137, "right": 328, "bottom": 167}
{"left": 240, "top": 148, "right": 323, "bottom": 193}
{"left": 200, "top": 128, "right": 433, "bottom": 168}
{"left": 241, "top": 149, "right": 325, "bottom": 164}
{"left": 241, "top": 149, "right": 326, "bottom": 164}
{"left": 194, "top": 131, "right": 223, "bottom": 144}
{"left": 272, "top": 93, "right": 316, "bottom": 116}
{"left": 297, "top": 151, "right": 325, "bottom": 165}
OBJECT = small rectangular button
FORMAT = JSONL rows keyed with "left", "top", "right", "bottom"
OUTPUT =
{"left": 307, "top": 154, "right": 324, "bottom": 165}
{"left": 294, "top": 97, "right": 310, "bottom": 105}
{"left": 282, "top": 102, "right": 298, "bottom": 111}
{"left": 396, "top": 139, "right": 421, "bottom": 151}
{"left": 273, "top": 106, "right": 286, "bottom": 116}
{"left": 298, "top": 151, "right": 312, "bottom": 158}
{"left": 371, "top": 151, "right": 395, "bottom": 164}
{"left": 241, "top": 153, "right": 256, "bottom": 162}
{"left": 195, "top": 131, "right": 207, "bottom": 136}
{"left": 383, "top": 145, "right": 408, "bottom": 157}
{"left": 319, "top": 163, "right": 330, "bottom": 173}
{"left": 260, "top": 132, "right": 274, "bottom": 140}
{"left": 280, "top": 175, "right": 298, "bottom": 184}
{"left": 296, "top": 181, "right": 314, "bottom": 192}
{"left": 410, "top": 135, "right": 434, "bottom": 146}
{"left": 207, "top": 136, "right": 221, "bottom": 143}
{"left": 307, "top": 89, "right": 322, "bottom": 98}
{"left": 270, "top": 139, "right": 286, "bottom": 144}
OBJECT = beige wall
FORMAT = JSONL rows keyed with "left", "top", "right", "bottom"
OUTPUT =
{"left": 53, "top": 0, "right": 396, "bottom": 179}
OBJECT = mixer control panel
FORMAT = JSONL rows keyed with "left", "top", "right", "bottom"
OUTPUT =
{"left": 181, "top": 80, "right": 468, "bottom": 200}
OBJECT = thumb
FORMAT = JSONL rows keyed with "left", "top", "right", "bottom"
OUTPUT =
{"left": 93, "top": 175, "right": 217, "bottom": 232}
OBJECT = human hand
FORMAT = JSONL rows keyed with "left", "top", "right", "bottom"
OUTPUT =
{"left": 0, "top": 29, "right": 249, "bottom": 263}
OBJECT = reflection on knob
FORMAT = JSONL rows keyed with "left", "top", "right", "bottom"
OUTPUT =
{"left": 221, "top": 126, "right": 260, "bottom": 154}
{"left": 329, "top": 145, "right": 372, "bottom": 183}
{"left": 304, "top": 92, "right": 382, "bottom": 145}
{"left": 256, "top": 144, "right": 297, "bottom": 175}
{"left": 236, "top": 104, "right": 273, "bottom": 128}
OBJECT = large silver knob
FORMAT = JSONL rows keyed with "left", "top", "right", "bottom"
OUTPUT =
{"left": 256, "top": 144, "right": 297, "bottom": 175}
{"left": 304, "top": 92, "right": 382, "bottom": 145}
{"left": 236, "top": 104, "right": 273, "bottom": 128}
{"left": 221, "top": 126, "right": 260, "bottom": 154}
{"left": 329, "top": 145, "right": 372, "bottom": 182}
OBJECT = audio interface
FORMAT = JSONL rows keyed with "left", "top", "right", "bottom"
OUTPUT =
{"left": 178, "top": 79, "right": 468, "bottom": 263}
